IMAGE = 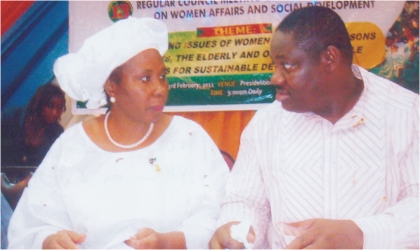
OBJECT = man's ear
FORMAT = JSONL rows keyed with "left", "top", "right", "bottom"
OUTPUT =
{"left": 321, "top": 46, "right": 341, "bottom": 72}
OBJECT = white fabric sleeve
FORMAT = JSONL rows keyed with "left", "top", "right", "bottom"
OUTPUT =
{"left": 217, "top": 120, "right": 271, "bottom": 248}
{"left": 7, "top": 138, "right": 74, "bottom": 249}
{"left": 177, "top": 126, "right": 229, "bottom": 249}
{"left": 352, "top": 100, "right": 419, "bottom": 249}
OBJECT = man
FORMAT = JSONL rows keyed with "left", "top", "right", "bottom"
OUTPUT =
{"left": 210, "top": 6, "right": 419, "bottom": 249}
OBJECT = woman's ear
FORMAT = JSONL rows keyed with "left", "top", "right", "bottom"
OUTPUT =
{"left": 104, "top": 79, "right": 116, "bottom": 99}
{"left": 322, "top": 46, "right": 341, "bottom": 72}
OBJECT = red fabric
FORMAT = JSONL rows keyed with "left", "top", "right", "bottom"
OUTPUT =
{"left": 1, "top": 1, "right": 34, "bottom": 36}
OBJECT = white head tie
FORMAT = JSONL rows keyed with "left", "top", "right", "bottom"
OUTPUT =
{"left": 53, "top": 17, "right": 168, "bottom": 109}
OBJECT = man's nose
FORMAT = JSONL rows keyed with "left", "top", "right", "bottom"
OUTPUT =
{"left": 271, "top": 68, "right": 286, "bottom": 87}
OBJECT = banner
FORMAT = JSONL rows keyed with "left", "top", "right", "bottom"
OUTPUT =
{"left": 69, "top": 1, "right": 410, "bottom": 114}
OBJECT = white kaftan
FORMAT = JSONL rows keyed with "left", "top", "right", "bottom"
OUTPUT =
{"left": 218, "top": 66, "right": 419, "bottom": 248}
{"left": 8, "top": 116, "right": 229, "bottom": 249}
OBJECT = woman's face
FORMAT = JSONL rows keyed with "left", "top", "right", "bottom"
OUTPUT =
{"left": 111, "top": 49, "right": 168, "bottom": 123}
{"left": 42, "top": 96, "right": 65, "bottom": 124}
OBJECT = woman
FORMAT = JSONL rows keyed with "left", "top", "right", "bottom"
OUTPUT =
{"left": 7, "top": 17, "right": 229, "bottom": 249}
{"left": 1, "top": 82, "right": 66, "bottom": 180}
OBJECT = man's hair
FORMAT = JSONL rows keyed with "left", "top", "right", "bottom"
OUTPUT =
{"left": 276, "top": 6, "right": 353, "bottom": 64}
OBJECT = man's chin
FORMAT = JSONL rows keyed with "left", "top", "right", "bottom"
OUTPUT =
{"left": 279, "top": 101, "right": 305, "bottom": 113}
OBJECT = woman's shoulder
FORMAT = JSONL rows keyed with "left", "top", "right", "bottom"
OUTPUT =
{"left": 161, "top": 115, "right": 215, "bottom": 145}
{"left": 170, "top": 115, "right": 206, "bottom": 133}
{"left": 58, "top": 122, "right": 85, "bottom": 140}
{"left": 48, "top": 122, "right": 65, "bottom": 134}
{"left": 81, "top": 116, "right": 100, "bottom": 134}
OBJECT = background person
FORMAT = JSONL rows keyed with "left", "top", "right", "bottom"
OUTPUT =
{"left": 1, "top": 82, "right": 66, "bottom": 174}
{"left": 210, "top": 6, "right": 419, "bottom": 249}
{"left": 1, "top": 82, "right": 65, "bottom": 249}
{"left": 8, "top": 17, "right": 229, "bottom": 249}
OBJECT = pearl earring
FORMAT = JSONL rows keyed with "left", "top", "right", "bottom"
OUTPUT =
{"left": 110, "top": 97, "right": 116, "bottom": 103}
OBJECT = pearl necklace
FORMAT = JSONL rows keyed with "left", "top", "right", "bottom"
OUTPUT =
{"left": 104, "top": 112, "right": 154, "bottom": 149}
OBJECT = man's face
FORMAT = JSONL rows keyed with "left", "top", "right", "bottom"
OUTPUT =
{"left": 270, "top": 30, "right": 329, "bottom": 113}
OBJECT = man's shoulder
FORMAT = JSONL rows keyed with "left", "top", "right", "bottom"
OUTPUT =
{"left": 362, "top": 67, "right": 418, "bottom": 111}
{"left": 252, "top": 101, "right": 284, "bottom": 121}
{"left": 245, "top": 101, "right": 292, "bottom": 130}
